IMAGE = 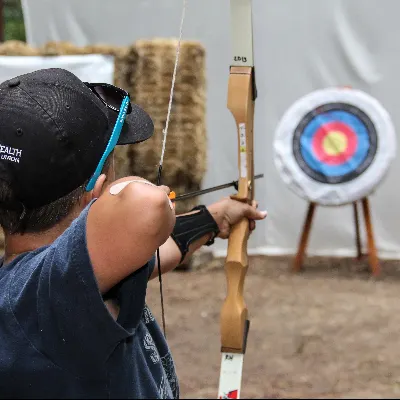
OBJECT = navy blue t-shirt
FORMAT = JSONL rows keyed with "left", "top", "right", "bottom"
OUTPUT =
{"left": 0, "top": 202, "right": 179, "bottom": 399}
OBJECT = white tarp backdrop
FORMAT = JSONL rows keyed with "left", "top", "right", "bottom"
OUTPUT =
{"left": 0, "top": 55, "right": 115, "bottom": 84}
{"left": 20, "top": 0, "right": 400, "bottom": 259}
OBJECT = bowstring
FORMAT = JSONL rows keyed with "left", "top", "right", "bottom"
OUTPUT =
{"left": 156, "top": 0, "right": 187, "bottom": 338}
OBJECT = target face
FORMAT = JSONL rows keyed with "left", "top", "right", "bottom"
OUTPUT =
{"left": 293, "top": 103, "right": 378, "bottom": 184}
{"left": 274, "top": 88, "right": 396, "bottom": 206}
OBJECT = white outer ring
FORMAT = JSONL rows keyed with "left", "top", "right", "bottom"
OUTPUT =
{"left": 273, "top": 87, "right": 397, "bottom": 206}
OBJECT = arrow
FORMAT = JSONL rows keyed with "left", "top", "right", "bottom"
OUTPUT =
{"left": 170, "top": 174, "right": 263, "bottom": 202}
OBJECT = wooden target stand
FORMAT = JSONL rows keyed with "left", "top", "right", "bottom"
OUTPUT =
{"left": 292, "top": 197, "right": 380, "bottom": 276}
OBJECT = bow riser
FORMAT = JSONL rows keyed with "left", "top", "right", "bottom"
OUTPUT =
{"left": 227, "top": 67, "right": 255, "bottom": 202}
{"left": 221, "top": 67, "right": 255, "bottom": 353}
{"left": 218, "top": 54, "right": 255, "bottom": 400}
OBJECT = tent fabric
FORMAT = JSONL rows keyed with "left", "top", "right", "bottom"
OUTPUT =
{"left": 21, "top": 0, "right": 400, "bottom": 259}
{"left": 0, "top": 54, "right": 114, "bottom": 83}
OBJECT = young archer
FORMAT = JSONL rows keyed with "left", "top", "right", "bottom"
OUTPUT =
{"left": 0, "top": 68, "right": 266, "bottom": 398}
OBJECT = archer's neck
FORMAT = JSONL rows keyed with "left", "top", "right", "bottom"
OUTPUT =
{"left": 3, "top": 210, "right": 80, "bottom": 263}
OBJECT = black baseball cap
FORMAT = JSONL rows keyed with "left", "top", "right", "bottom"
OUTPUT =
{"left": 0, "top": 68, "right": 154, "bottom": 208}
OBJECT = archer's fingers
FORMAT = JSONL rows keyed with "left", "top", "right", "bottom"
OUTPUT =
{"left": 243, "top": 203, "right": 267, "bottom": 220}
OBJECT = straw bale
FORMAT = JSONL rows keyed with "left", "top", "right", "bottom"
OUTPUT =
{"left": 40, "top": 41, "right": 88, "bottom": 55}
{"left": 0, "top": 40, "right": 40, "bottom": 55}
{"left": 118, "top": 39, "right": 207, "bottom": 214}
{"left": 40, "top": 41, "right": 125, "bottom": 57}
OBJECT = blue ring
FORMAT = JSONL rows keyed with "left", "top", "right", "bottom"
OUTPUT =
{"left": 299, "top": 110, "right": 370, "bottom": 177}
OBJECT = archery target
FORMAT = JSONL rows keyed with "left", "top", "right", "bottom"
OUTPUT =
{"left": 274, "top": 88, "right": 396, "bottom": 206}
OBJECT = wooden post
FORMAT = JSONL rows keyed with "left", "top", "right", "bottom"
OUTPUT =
{"left": 353, "top": 201, "right": 363, "bottom": 260}
{"left": 292, "top": 197, "right": 380, "bottom": 276}
{"left": 361, "top": 197, "right": 380, "bottom": 276}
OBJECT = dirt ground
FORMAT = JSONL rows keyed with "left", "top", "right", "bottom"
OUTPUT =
{"left": 147, "top": 255, "right": 400, "bottom": 399}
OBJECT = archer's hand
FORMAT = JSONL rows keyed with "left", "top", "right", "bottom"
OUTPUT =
{"left": 207, "top": 197, "right": 267, "bottom": 239}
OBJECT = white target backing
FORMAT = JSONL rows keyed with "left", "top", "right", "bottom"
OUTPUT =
{"left": 273, "top": 87, "right": 396, "bottom": 206}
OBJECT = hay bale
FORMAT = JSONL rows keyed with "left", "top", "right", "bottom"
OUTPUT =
{"left": 41, "top": 41, "right": 125, "bottom": 57}
{"left": 40, "top": 41, "right": 88, "bottom": 55}
{"left": 0, "top": 40, "right": 40, "bottom": 56}
{"left": 118, "top": 39, "right": 207, "bottom": 214}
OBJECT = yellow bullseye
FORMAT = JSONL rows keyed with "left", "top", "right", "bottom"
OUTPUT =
{"left": 322, "top": 131, "right": 348, "bottom": 156}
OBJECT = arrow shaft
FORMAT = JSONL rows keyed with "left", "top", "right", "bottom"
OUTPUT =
{"left": 173, "top": 174, "right": 263, "bottom": 202}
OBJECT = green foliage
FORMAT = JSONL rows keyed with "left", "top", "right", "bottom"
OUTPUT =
{"left": 4, "top": 0, "right": 26, "bottom": 42}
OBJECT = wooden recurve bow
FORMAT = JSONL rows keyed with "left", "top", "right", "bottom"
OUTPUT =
{"left": 217, "top": 0, "right": 257, "bottom": 399}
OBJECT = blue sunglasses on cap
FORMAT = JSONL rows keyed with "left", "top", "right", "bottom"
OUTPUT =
{"left": 84, "top": 82, "right": 131, "bottom": 191}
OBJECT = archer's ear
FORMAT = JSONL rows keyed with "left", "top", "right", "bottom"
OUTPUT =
{"left": 92, "top": 174, "right": 108, "bottom": 199}
{"left": 81, "top": 174, "right": 107, "bottom": 205}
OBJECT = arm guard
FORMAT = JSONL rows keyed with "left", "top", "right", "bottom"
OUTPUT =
{"left": 171, "top": 205, "right": 220, "bottom": 263}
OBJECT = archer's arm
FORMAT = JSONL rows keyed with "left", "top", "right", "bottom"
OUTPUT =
{"left": 150, "top": 197, "right": 267, "bottom": 279}
{"left": 86, "top": 177, "right": 176, "bottom": 294}
{"left": 150, "top": 224, "right": 213, "bottom": 280}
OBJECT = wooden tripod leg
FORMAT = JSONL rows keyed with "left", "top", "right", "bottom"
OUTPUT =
{"left": 353, "top": 201, "right": 363, "bottom": 260}
{"left": 361, "top": 197, "right": 380, "bottom": 276}
{"left": 292, "top": 202, "right": 316, "bottom": 272}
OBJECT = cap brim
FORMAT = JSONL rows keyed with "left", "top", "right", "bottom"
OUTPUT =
{"left": 106, "top": 103, "right": 154, "bottom": 145}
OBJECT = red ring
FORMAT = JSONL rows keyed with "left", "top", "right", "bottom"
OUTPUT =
{"left": 312, "top": 121, "right": 358, "bottom": 166}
